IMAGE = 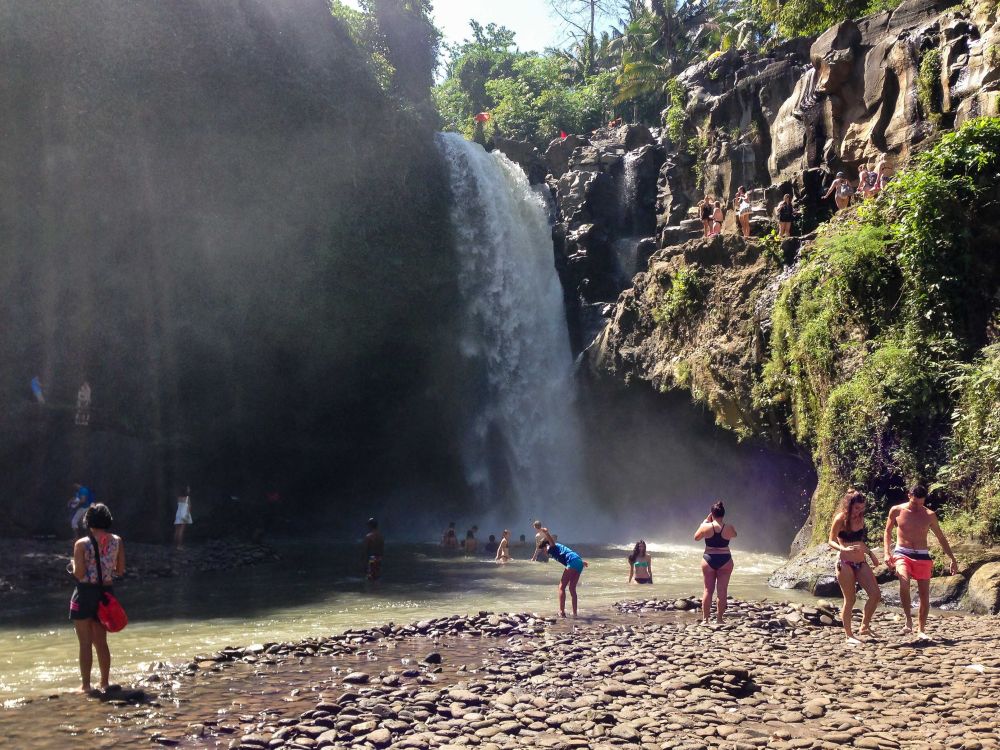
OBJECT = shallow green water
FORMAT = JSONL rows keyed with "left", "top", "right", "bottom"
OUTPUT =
{"left": 0, "top": 539, "right": 802, "bottom": 702}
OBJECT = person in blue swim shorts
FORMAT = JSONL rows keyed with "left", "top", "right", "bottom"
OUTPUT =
{"left": 538, "top": 526, "right": 587, "bottom": 618}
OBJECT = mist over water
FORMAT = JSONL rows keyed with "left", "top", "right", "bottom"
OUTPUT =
{"left": 438, "top": 134, "right": 601, "bottom": 538}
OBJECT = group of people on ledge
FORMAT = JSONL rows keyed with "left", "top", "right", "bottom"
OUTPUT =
{"left": 697, "top": 187, "right": 754, "bottom": 239}
{"left": 696, "top": 155, "right": 893, "bottom": 241}
{"left": 698, "top": 187, "right": 792, "bottom": 239}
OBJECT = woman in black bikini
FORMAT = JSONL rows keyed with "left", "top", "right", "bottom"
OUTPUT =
{"left": 694, "top": 501, "right": 736, "bottom": 624}
{"left": 828, "top": 489, "right": 881, "bottom": 643}
{"left": 700, "top": 197, "right": 714, "bottom": 237}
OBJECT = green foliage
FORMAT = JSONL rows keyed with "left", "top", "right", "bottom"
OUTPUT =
{"left": 434, "top": 22, "right": 616, "bottom": 146}
{"left": 937, "top": 345, "right": 1000, "bottom": 540}
{"left": 917, "top": 49, "right": 943, "bottom": 126}
{"left": 331, "top": 0, "right": 439, "bottom": 115}
{"left": 759, "top": 228, "right": 784, "bottom": 265}
{"left": 756, "top": 119, "right": 1000, "bottom": 544}
{"left": 754, "top": 0, "right": 901, "bottom": 39}
{"left": 663, "top": 78, "right": 688, "bottom": 145}
{"left": 652, "top": 266, "right": 706, "bottom": 328}
{"left": 876, "top": 117, "right": 1000, "bottom": 345}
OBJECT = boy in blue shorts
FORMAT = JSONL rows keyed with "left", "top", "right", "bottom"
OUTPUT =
{"left": 538, "top": 526, "right": 587, "bottom": 617}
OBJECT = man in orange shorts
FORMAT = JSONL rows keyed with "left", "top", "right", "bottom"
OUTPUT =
{"left": 883, "top": 485, "right": 959, "bottom": 638}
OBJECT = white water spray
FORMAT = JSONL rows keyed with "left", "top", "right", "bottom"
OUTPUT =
{"left": 438, "top": 133, "right": 594, "bottom": 534}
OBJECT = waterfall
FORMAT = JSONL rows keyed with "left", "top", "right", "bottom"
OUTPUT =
{"left": 437, "top": 133, "right": 593, "bottom": 532}
{"left": 619, "top": 151, "right": 640, "bottom": 233}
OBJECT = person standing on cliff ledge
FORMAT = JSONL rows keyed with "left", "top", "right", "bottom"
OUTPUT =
{"left": 824, "top": 172, "right": 854, "bottom": 211}
{"left": 884, "top": 484, "right": 959, "bottom": 639}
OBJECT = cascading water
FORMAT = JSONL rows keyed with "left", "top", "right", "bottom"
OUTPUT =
{"left": 619, "top": 150, "right": 640, "bottom": 232}
{"left": 437, "top": 133, "right": 594, "bottom": 534}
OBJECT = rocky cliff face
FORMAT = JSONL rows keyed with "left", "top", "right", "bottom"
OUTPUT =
{"left": 498, "top": 0, "right": 1000, "bottom": 600}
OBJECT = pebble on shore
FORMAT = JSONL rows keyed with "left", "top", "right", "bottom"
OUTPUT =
{"left": 130, "top": 601, "right": 1000, "bottom": 750}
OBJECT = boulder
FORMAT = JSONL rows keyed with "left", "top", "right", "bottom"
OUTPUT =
{"left": 880, "top": 574, "right": 967, "bottom": 609}
{"left": 768, "top": 544, "right": 841, "bottom": 596}
{"left": 967, "top": 562, "right": 1000, "bottom": 614}
{"left": 492, "top": 137, "right": 547, "bottom": 184}
{"left": 545, "top": 134, "right": 589, "bottom": 178}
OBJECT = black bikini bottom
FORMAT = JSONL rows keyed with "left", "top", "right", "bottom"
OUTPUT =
{"left": 703, "top": 553, "right": 732, "bottom": 571}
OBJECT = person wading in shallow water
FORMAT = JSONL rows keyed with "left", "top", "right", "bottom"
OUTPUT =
{"left": 364, "top": 517, "right": 384, "bottom": 581}
{"left": 538, "top": 526, "right": 587, "bottom": 618}
{"left": 495, "top": 529, "right": 512, "bottom": 564}
{"left": 627, "top": 540, "right": 653, "bottom": 584}
{"left": 694, "top": 501, "right": 737, "bottom": 624}
{"left": 884, "top": 484, "right": 959, "bottom": 638}
{"left": 828, "top": 489, "right": 881, "bottom": 644}
{"left": 69, "top": 503, "right": 125, "bottom": 694}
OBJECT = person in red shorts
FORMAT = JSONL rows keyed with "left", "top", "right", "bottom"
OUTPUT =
{"left": 883, "top": 485, "right": 959, "bottom": 638}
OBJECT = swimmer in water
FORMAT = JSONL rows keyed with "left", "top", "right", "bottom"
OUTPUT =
{"left": 627, "top": 540, "right": 652, "bottom": 584}
{"left": 495, "top": 529, "right": 512, "bottom": 564}
{"left": 537, "top": 526, "right": 587, "bottom": 617}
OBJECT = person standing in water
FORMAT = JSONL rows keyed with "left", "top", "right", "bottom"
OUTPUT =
{"left": 442, "top": 522, "right": 458, "bottom": 550}
{"left": 537, "top": 526, "right": 587, "bottom": 617}
{"left": 627, "top": 540, "right": 653, "bottom": 584}
{"left": 828, "top": 489, "right": 881, "bottom": 643}
{"left": 529, "top": 520, "right": 548, "bottom": 562}
{"left": 495, "top": 529, "right": 512, "bottom": 564}
{"left": 69, "top": 503, "right": 125, "bottom": 694}
{"left": 68, "top": 483, "right": 94, "bottom": 538}
{"left": 694, "top": 501, "right": 737, "bottom": 624}
{"left": 364, "top": 517, "right": 384, "bottom": 581}
{"left": 463, "top": 529, "right": 478, "bottom": 554}
{"left": 884, "top": 485, "right": 958, "bottom": 638}
{"left": 173, "top": 486, "right": 192, "bottom": 548}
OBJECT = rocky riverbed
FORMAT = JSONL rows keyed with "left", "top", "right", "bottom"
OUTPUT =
{"left": 18, "top": 599, "right": 997, "bottom": 750}
{"left": 0, "top": 537, "right": 278, "bottom": 596}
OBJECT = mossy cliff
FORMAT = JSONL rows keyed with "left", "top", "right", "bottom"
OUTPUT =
{"left": 592, "top": 119, "right": 1000, "bottom": 550}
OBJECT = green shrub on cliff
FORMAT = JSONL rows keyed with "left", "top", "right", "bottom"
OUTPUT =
{"left": 653, "top": 266, "right": 706, "bottom": 329}
{"left": 938, "top": 345, "right": 1000, "bottom": 540}
{"left": 764, "top": 118, "right": 1000, "bottom": 542}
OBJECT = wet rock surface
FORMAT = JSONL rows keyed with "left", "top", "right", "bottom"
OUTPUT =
{"left": 0, "top": 537, "right": 278, "bottom": 597}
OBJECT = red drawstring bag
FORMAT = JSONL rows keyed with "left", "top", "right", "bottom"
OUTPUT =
{"left": 89, "top": 534, "right": 128, "bottom": 632}
{"left": 98, "top": 591, "right": 128, "bottom": 632}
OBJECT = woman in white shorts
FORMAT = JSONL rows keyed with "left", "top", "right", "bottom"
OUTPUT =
{"left": 173, "top": 486, "right": 192, "bottom": 548}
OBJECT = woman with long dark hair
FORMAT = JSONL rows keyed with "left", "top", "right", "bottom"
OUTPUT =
{"left": 694, "top": 501, "right": 736, "bottom": 623}
{"left": 69, "top": 503, "right": 125, "bottom": 693}
{"left": 627, "top": 540, "right": 652, "bottom": 584}
{"left": 829, "top": 489, "right": 881, "bottom": 643}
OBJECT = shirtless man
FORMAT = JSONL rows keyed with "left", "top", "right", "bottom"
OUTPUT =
{"left": 365, "top": 518, "right": 385, "bottom": 581}
{"left": 883, "top": 485, "right": 958, "bottom": 638}
{"left": 495, "top": 529, "right": 512, "bottom": 564}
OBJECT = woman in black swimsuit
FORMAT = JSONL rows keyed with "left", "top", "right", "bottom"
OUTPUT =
{"left": 694, "top": 501, "right": 737, "bottom": 624}
{"left": 700, "top": 197, "right": 714, "bottom": 237}
{"left": 828, "top": 489, "right": 881, "bottom": 643}
{"left": 777, "top": 194, "right": 794, "bottom": 238}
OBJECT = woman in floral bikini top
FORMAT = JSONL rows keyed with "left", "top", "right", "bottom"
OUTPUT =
{"left": 69, "top": 503, "right": 125, "bottom": 693}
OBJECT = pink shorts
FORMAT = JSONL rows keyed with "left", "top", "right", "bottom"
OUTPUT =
{"left": 893, "top": 555, "right": 933, "bottom": 581}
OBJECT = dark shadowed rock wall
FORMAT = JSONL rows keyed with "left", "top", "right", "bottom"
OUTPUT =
{"left": 0, "top": 0, "right": 465, "bottom": 538}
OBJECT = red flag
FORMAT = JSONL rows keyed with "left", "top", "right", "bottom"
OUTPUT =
{"left": 560, "top": 130, "right": 568, "bottom": 139}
